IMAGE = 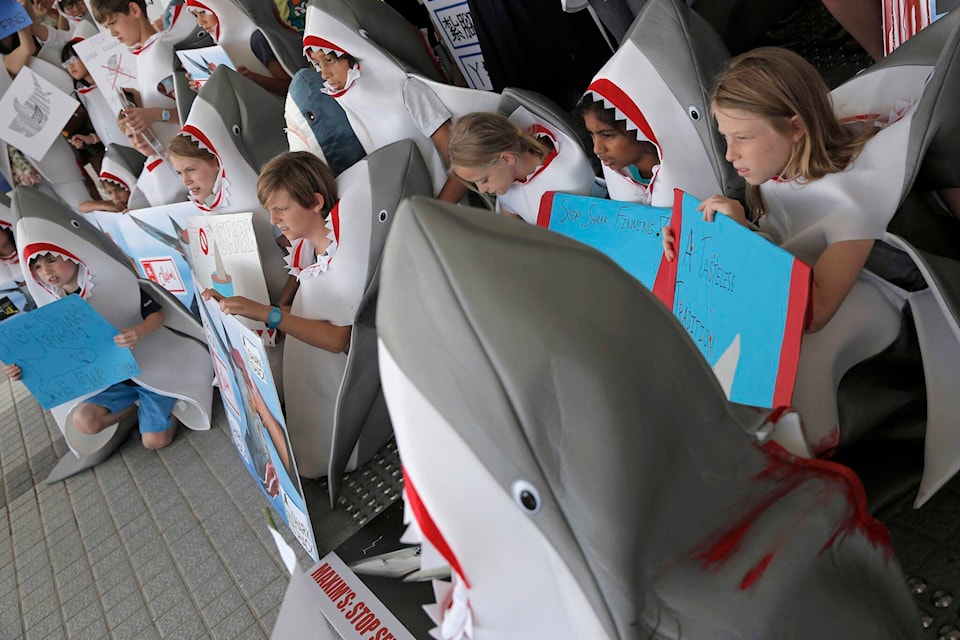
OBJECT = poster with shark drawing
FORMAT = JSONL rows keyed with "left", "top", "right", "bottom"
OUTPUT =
{"left": 539, "top": 190, "right": 810, "bottom": 408}
{"left": 89, "top": 202, "right": 198, "bottom": 313}
{"left": 196, "top": 286, "right": 318, "bottom": 562}
{"left": 176, "top": 45, "right": 235, "bottom": 90}
{"left": 186, "top": 212, "right": 278, "bottom": 345}
{"left": 0, "top": 67, "right": 80, "bottom": 162}
{"left": 73, "top": 32, "right": 139, "bottom": 117}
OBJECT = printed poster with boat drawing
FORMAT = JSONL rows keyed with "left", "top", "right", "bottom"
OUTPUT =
{"left": 538, "top": 189, "right": 811, "bottom": 408}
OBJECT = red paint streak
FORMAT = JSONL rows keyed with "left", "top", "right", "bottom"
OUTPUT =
{"left": 696, "top": 440, "right": 894, "bottom": 591}
{"left": 740, "top": 554, "right": 773, "bottom": 590}
{"left": 536, "top": 191, "right": 557, "bottom": 228}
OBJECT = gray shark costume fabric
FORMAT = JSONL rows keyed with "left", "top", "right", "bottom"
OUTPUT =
{"left": 377, "top": 197, "right": 921, "bottom": 639}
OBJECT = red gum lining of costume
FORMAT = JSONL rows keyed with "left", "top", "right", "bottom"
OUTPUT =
{"left": 514, "top": 124, "right": 558, "bottom": 185}
{"left": 146, "top": 158, "right": 163, "bottom": 172}
{"left": 302, "top": 35, "right": 348, "bottom": 57}
{"left": 403, "top": 467, "right": 470, "bottom": 588}
{"left": 98, "top": 171, "right": 130, "bottom": 192}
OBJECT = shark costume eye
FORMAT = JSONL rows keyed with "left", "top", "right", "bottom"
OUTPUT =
{"left": 688, "top": 105, "right": 702, "bottom": 121}
{"left": 306, "top": 110, "right": 317, "bottom": 123}
{"left": 512, "top": 479, "right": 541, "bottom": 514}
{"left": 70, "top": 219, "right": 81, "bottom": 228}
{"left": 231, "top": 124, "right": 241, "bottom": 136}
{"left": 359, "top": 28, "right": 369, "bottom": 39}
{"left": 378, "top": 209, "right": 388, "bottom": 223}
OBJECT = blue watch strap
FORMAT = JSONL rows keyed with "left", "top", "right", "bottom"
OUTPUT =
{"left": 266, "top": 306, "right": 282, "bottom": 330}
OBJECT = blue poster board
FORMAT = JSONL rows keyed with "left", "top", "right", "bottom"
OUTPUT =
{"left": 537, "top": 191, "right": 671, "bottom": 287}
{"left": 539, "top": 190, "right": 810, "bottom": 408}
{"left": 0, "top": 0, "right": 32, "bottom": 41}
{"left": 195, "top": 284, "right": 318, "bottom": 562}
{"left": 0, "top": 295, "right": 140, "bottom": 409}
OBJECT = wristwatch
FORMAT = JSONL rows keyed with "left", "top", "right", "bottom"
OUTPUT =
{"left": 161, "top": 109, "right": 171, "bottom": 122}
{"left": 266, "top": 306, "right": 282, "bottom": 330}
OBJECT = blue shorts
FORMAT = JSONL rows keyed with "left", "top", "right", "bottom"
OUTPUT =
{"left": 87, "top": 383, "right": 177, "bottom": 433}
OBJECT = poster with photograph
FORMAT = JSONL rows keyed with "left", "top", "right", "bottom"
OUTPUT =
{"left": 73, "top": 32, "right": 139, "bottom": 116}
{"left": 186, "top": 212, "right": 277, "bottom": 343}
{"left": 196, "top": 288, "right": 318, "bottom": 561}
{"left": 177, "top": 45, "right": 235, "bottom": 89}
{"left": 89, "top": 202, "right": 198, "bottom": 312}
{"left": 0, "top": 294, "right": 140, "bottom": 409}
{"left": 882, "top": 0, "right": 953, "bottom": 55}
{"left": 0, "top": 68, "right": 80, "bottom": 162}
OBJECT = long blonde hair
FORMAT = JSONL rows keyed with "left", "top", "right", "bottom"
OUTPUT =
{"left": 448, "top": 112, "right": 551, "bottom": 170}
{"left": 711, "top": 47, "right": 878, "bottom": 218}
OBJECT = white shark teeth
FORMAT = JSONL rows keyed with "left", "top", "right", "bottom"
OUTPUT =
{"left": 424, "top": 576, "right": 473, "bottom": 640}
{"left": 590, "top": 87, "right": 652, "bottom": 141}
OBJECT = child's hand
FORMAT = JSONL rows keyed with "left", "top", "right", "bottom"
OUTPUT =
{"left": 697, "top": 195, "right": 748, "bottom": 226}
{"left": 4, "top": 364, "right": 21, "bottom": 381}
{"left": 202, "top": 289, "right": 268, "bottom": 322}
{"left": 662, "top": 225, "right": 677, "bottom": 262}
{"left": 114, "top": 328, "right": 141, "bottom": 348}
{"left": 185, "top": 72, "right": 200, "bottom": 93}
{"left": 69, "top": 133, "right": 96, "bottom": 149}
{"left": 120, "top": 108, "right": 153, "bottom": 134}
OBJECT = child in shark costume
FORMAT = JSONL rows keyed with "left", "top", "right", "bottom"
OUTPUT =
{"left": 11, "top": 187, "right": 213, "bottom": 478}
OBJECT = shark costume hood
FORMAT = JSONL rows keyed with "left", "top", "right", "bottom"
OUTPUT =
{"left": 582, "top": 0, "right": 741, "bottom": 207}
{"left": 0, "top": 58, "right": 91, "bottom": 211}
{"left": 301, "top": 0, "right": 462, "bottom": 195}
{"left": 377, "top": 196, "right": 921, "bottom": 640}
{"left": 757, "top": 9, "right": 960, "bottom": 507}
{"left": 100, "top": 144, "right": 149, "bottom": 210}
{"left": 180, "top": 66, "right": 289, "bottom": 302}
{"left": 12, "top": 187, "right": 213, "bottom": 459}
{"left": 283, "top": 139, "right": 432, "bottom": 507}
{"left": 183, "top": 0, "right": 307, "bottom": 78}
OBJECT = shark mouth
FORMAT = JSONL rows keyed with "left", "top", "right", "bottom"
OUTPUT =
{"left": 98, "top": 171, "right": 131, "bottom": 193}
{"left": 302, "top": 36, "right": 361, "bottom": 96}
{"left": 185, "top": 0, "right": 221, "bottom": 41}
{"left": 399, "top": 469, "right": 474, "bottom": 640}
{"left": 179, "top": 124, "right": 231, "bottom": 212}
{"left": 21, "top": 242, "right": 93, "bottom": 299}
{"left": 584, "top": 79, "right": 663, "bottom": 188}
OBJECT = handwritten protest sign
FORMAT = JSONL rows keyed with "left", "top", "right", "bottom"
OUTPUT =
{"left": 73, "top": 32, "right": 138, "bottom": 117}
{"left": 196, "top": 285, "right": 318, "bottom": 561}
{"left": 0, "top": 295, "right": 140, "bottom": 409}
{"left": 537, "top": 191, "right": 671, "bottom": 287}
{"left": 0, "top": 68, "right": 80, "bottom": 161}
{"left": 538, "top": 190, "right": 810, "bottom": 408}
{"left": 0, "top": 0, "right": 32, "bottom": 41}
{"left": 654, "top": 191, "right": 810, "bottom": 407}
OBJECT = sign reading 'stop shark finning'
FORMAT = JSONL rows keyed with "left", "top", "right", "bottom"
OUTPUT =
{"left": 539, "top": 190, "right": 811, "bottom": 408}
{"left": 0, "top": 68, "right": 80, "bottom": 162}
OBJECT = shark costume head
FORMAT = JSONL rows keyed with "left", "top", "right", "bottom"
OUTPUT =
{"left": 183, "top": 0, "right": 306, "bottom": 78}
{"left": 179, "top": 65, "right": 290, "bottom": 301}
{"left": 12, "top": 186, "right": 213, "bottom": 459}
{"left": 582, "top": 0, "right": 741, "bottom": 207}
{"left": 100, "top": 144, "right": 152, "bottom": 211}
{"left": 283, "top": 68, "right": 366, "bottom": 175}
{"left": 377, "top": 197, "right": 921, "bottom": 639}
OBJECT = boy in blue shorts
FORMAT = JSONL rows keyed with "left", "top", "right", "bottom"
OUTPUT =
{"left": 4, "top": 252, "right": 178, "bottom": 449}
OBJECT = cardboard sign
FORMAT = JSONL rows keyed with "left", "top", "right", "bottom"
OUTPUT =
{"left": 539, "top": 190, "right": 810, "bottom": 408}
{"left": 196, "top": 286, "right": 318, "bottom": 561}
{"left": 0, "top": 294, "right": 140, "bottom": 409}
{"left": 89, "top": 203, "right": 198, "bottom": 312}
{"left": 654, "top": 191, "right": 810, "bottom": 408}
{"left": 73, "top": 32, "right": 139, "bottom": 117}
{"left": 186, "top": 213, "right": 275, "bottom": 343}
{"left": 0, "top": 68, "right": 80, "bottom": 162}
{"left": 176, "top": 45, "right": 235, "bottom": 90}
{"left": 537, "top": 191, "right": 671, "bottom": 287}
{"left": 0, "top": 0, "right": 32, "bottom": 41}
{"left": 422, "top": 0, "right": 492, "bottom": 90}
{"left": 882, "top": 0, "right": 952, "bottom": 55}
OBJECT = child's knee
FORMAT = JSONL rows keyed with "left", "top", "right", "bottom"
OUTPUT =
{"left": 141, "top": 427, "right": 175, "bottom": 450}
{"left": 72, "top": 404, "right": 107, "bottom": 434}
